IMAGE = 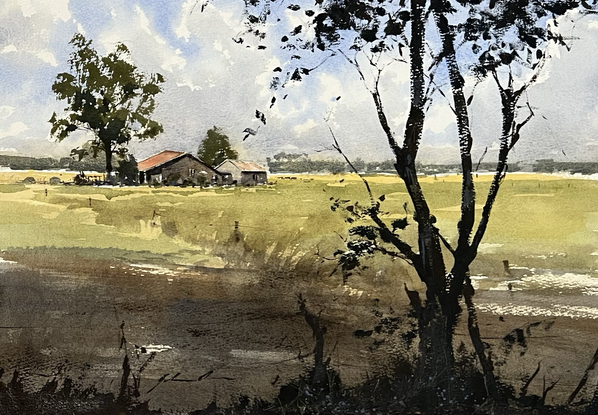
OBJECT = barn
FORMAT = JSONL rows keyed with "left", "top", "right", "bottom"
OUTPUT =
{"left": 216, "top": 160, "right": 268, "bottom": 186}
{"left": 138, "top": 150, "right": 224, "bottom": 186}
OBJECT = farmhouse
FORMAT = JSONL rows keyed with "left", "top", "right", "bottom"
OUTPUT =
{"left": 138, "top": 150, "right": 224, "bottom": 185}
{"left": 216, "top": 160, "right": 268, "bottom": 185}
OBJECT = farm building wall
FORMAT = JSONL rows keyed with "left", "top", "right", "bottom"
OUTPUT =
{"left": 239, "top": 171, "right": 267, "bottom": 185}
{"left": 216, "top": 160, "right": 243, "bottom": 183}
{"left": 217, "top": 160, "right": 267, "bottom": 185}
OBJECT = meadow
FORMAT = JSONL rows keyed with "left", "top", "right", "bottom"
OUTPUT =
{"left": 0, "top": 171, "right": 596, "bottom": 411}
{"left": 0, "top": 171, "right": 595, "bottom": 280}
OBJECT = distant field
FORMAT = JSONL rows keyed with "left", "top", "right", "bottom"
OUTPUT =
{"left": 0, "top": 172, "right": 595, "bottom": 283}
{"left": 0, "top": 169, "right": 79, "bottom": 184}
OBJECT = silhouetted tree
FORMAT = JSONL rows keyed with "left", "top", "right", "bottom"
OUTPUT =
{"left": 49, "top": 33, "right": 164, "bottom": 180}
{"left": 197, "top": 126, "right": 239, "bottom": 167}
{"left": 230, "top": 0, "right": 596, "bottom": 402}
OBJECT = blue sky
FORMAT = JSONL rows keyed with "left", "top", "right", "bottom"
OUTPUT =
{"left": 0, "top": 0, "right": 597, "bottom": 164}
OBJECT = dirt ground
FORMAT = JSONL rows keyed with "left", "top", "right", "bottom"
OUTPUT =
{"left": 0, "top": 253, "right": 595, "bottom": 413}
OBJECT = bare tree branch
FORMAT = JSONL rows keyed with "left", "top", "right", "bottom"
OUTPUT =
{"left": 326, "top": 124, "right": 423, "bottom": 274}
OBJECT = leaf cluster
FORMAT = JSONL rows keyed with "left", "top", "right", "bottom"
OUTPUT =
{"left": 330, "top": 196, "right": 411, "bottom": 278}
{"left": 460, "top": 0, "right": 587, "bottom": 79}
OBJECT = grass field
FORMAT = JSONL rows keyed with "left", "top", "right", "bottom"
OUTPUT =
{"left": 0, "top": 171, "right": 596, "bottom": 410}
{"left": 0, "top": 172, "right": 595, "bottom": 283}
{"left": 0, "top": 169, "right": 79, "bottom": 184}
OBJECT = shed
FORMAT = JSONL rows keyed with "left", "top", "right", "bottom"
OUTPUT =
{"left": 216, "top": 160, "right": 268, "bottom": 186}
{"left": 138, "top": 150, "right": 223, "bottom": 186}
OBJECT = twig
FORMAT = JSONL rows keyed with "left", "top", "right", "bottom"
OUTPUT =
{"left": 521, "top": 361, "right": 541, "bottom": 396}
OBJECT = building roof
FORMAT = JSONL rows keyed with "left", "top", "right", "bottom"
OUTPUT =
{"left": 217, "top": 160, "right": 267, "bottom": 172}
{"left": 138, "top": 150, "right": 185, "bottom": 171}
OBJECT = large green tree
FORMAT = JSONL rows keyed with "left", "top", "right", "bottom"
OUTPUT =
{"left": 197, "top": 126, "right": 238, "bottom": 167}
{"left": 49, "top": 33, "right": 164, "bottom": 178}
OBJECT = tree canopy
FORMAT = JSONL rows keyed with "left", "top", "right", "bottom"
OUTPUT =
{"left": 49, "top": 33, "right": 164, "bottom": 177}
{"left": 197, "top": 126, "right": 239, "bottom": 167}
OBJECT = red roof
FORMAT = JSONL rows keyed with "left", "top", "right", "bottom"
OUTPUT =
{"left": 138, "top": 150, "right": 185, "bottom": 171}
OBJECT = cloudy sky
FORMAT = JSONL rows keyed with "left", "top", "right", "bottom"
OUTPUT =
{"left": 0, "top": 0, "right": 597, "bottom": 164}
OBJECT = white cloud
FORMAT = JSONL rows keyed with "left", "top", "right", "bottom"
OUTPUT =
{"left": 1, "top": 45, "right": 17, "bottom": 54}
{"left": 317, "top": 73, "right": 342, "bottom": 105}
{"left": 294, "top": 119, "right": 318, "bottom": 135}
{"left": 176, "top": 79, "right": 202, "bottom": 91}
{"left": 161, "top": 54, "right": 186, "bottom": 72}
{"left": 0, "top": 122, "right": 28, "bottom": 139}
{"left": 425, "top": 103, "right": 456, "bottom": 134}
{"left": 0, "top": 106, "right": 15, "bottom": 119}
{"left": 52, "top": 0, "right": 71, "bottom": 22}
{"left": 35, "top": 50, "right": 57, "bottom": 66}
{"left": 175, "top": 1, "right": 195, "bottom": 41}
{"left": 17, "top": 0, "right": 35, "bottom": 18}
{"left": 17, "top": 0, "right": 70, "bottom": 22}
{"left": 99, "top": 4, "right": 187, "bottom": 74}
{"left": 135, "top": 5, "right": 153, "bottom": 36}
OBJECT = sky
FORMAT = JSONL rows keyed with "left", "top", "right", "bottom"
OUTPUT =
{"left": 0, "top": 0, "right": 597, "bottom": 164}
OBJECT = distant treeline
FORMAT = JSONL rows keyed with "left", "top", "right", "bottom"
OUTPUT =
{"left": 419, "top": 162, "right": 523, "bottom": 174}
{"left": 266, "top": 153, "right": 394, "bottom": 174}
{"left": 0, "top": 155, "right": 105, "bottom": 172}
{"left": 532, "top": 159, "right": 598, "bottom": 175}
{"left": 267, "top": 153, "right": 598, "bottom": 175}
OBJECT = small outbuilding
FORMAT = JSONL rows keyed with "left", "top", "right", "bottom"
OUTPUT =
{"left": 216, "top": 160, "right": 268, "bottom": 186}
{"left": 138, "top": 150, "right": 223, "bottom": 186}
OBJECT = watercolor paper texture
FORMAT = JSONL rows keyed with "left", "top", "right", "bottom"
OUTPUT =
{"left": 0, "top": 1, "right": 596, "bottom": 414}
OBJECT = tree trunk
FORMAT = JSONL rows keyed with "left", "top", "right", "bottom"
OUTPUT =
{"left": 104, "top": 144, "right": 113, "bottom": 183}
{"left": 393, "top": 0, "right": 456, "bottom": 395}
{"left": 430, "top": 3, "right": 508, "bottom": 402}
{"left": 463, "top": 282, "right": 499, "bottom": 399}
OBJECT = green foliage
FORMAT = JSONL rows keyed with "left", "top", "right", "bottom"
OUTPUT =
{"left": 115, "top": 155, "right": 138, "bottom": 186}
{"left": 331, "top": 196, "right": 413, "bottom": 279}
{"left": 49, "top": 33, "right": 164, "bottom": 174}
{"left": 196, "top": 126, "right": 238, "bottom": 167}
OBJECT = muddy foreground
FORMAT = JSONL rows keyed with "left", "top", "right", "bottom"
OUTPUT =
{"left": 0, "top": 253, "right": 596, "bottom": 413}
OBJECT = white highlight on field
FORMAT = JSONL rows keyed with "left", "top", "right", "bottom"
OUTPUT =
{"left": 230, "top": 349, "right": 297, "bottom": 362}
{"left": 477, "top": 303, "right": 598, "bottom": 320}
{"left": 512, "top": 272, "right": 598, "bottom": 296}
{"left": 141, "top": 344, "right": 173, "bottom": 353}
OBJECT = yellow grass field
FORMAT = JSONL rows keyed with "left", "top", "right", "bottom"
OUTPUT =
{"left": 0, "top": 169, "right": 79, "bottom": 184}
{"left": 0, "top": 171, "right": 595, "bottom": 282}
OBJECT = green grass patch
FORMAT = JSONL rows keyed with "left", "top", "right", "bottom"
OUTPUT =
{"left": 0, "top": 175, "right": 595, "bottom": 276}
